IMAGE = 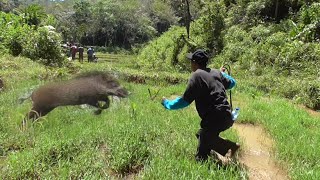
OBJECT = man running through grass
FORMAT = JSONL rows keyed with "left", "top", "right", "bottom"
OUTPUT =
{"left": 161, "top": 49, "right": 239, "bottom": 162}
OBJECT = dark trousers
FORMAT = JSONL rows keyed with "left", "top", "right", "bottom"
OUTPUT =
{"left": 79, "top": 54, "right": 83, "bottom": 63}
{"left": 88, "top": 55, "right": 93, "bottom": 62}
{"left": 195, "top": 111, "right": 237, "bottom": 161}
{"left": 72, "top": 53, "right": 76, "bottom": 60}
{"left": 195, "top": 128, "right": 237, "bottom": 161}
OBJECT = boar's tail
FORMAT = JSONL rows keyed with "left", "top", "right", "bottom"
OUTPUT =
{"left": 18, "top": 91, "right": 33, "bottom": 104}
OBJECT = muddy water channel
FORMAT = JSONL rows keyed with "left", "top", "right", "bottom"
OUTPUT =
{"left": 233, "top": 123, "right": 288, "bottom": 180}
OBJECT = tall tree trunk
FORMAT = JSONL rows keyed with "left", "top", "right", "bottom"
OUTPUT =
{"left": 185, "top": 0, "right": 191, "bottom": 39}
{"left": 275, "top": 0, "right": 279, "bottom": 22}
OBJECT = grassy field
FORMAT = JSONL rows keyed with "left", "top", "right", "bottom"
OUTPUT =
{"left": 0, "top": 53, "right": 319, "bottom": 179}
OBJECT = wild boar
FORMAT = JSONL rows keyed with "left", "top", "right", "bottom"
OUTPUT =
{"left": 20, "top": 71, "right": 128, "bottom": 124}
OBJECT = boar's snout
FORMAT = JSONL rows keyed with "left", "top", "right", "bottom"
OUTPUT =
{"left": 116, "top": 87, "right": 129, "bottom": 98}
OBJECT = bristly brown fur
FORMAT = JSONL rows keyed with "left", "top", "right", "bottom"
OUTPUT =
{"left": 74, "top": 71, "right": 115, "bottom": 81}
{"left": 22, "top": 71, "right": 128, "bottom": 126}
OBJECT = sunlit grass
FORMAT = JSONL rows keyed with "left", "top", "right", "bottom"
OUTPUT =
{"left": 1, "top": 54, "right": 320, "bottom": 179}
{"left": 0, "top": 81, "right": 243, "bottom": 179}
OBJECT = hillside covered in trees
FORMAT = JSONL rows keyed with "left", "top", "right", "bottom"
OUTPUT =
{"left": 0, "top": 0, "right": 319, "bottom": 109}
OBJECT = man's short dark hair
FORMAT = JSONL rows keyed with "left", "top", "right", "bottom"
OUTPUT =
{"left": 186, "top": 49, "right": 209, "bottom": 66}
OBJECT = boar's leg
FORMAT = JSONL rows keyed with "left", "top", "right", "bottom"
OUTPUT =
{"left": 95, "top": 97, "right": 110, "bottom": 115}
{"left": 94, "top": 109, "right": 102, "bottom": 115}
{"left": 87, "top": 97, "right": 110, "bottom": 115}
{"left": 22, "top": 106, "right": 54, "bottom": 127}
{"left": 86, "top": 100, "right": 103, "bottom": 115}
{"left": 99, "top": 97, "right": 110, "bottom": 109}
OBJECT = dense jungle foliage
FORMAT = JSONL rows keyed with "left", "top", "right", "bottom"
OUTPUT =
{"left": 0, "top": 0, "right": 319, "bottom": 109}
{"left": 137, "top": 0, "right": 320, "bottom": 110}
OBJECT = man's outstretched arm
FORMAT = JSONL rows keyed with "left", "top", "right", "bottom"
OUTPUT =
{"left": 162, "top": 97, "right": 190, "bottom": 110}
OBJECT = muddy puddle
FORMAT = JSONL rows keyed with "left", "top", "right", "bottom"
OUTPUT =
{"left": 233, "top": 123, "right": 288, "bottom": 180}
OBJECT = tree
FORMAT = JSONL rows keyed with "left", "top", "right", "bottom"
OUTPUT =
{"left": 21, "top": 4, "right": 47, "bottom": 27}
{"left": 71, "top": 0, "right": 92, "bottom": 43}
{"left": 0, "top": 0, "right": 21, "bottom": 12}
{"left": 141, "top": 0, "right": 179, "bottom": 34}
{"left": 192, "top": 1, "right": 225, "bottom": 52}
{"left": 185, "top": 0, "right": 191, "bottom": 38}
{"left": 89, "top": 0, "right": 156, "bottom": 48}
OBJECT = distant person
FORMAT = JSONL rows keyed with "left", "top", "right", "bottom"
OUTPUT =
{"left": 87, "top": 46, "right": 95, "bottom": 62}
{"left": 78, "top": 45, "right": 84, "bottom": 63}
{"left": 71, "top": 44, "right": 78, "bottom": 60}
{"left": 93, "top": 53, "right": 98, "bottom": 63}
{"left": 0, "top": 77, "right": 4, "bottom": 91}
{"left": 61, "top": 43, "right": 69, "bottom": 57}
{"left": 161, "top": 49, "right": 239, "bottom": 162}
{"left": 67, "top": 42, "right": 71, "bottom": 57}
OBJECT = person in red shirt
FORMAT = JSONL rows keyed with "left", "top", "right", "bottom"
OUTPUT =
{"left": 71, "top": 44, "right": 78, "bottom": 60}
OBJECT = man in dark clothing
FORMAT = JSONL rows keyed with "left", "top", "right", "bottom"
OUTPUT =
{"left": 78, "top": 45, "right": 84, "bottom": 63}
{"left": 87, "top": 46, "right": 94, "bottom": 62}
{"left": 161, "top": 49, "right": 239, "bottom": 162}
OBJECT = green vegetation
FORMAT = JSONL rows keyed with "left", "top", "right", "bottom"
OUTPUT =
{"left": 1, "top": 0, "right": 320, "bottom": 179}
{"left": 1, "top": 53, "right": 320, "bottom": 179}
{"left": 136, "top": 26, "right": 189, "bottom": 72}
{"left": 0, "top": 55, "right": 244, "bottom": 179}
{"left": 0, "top": 11, "right": 64, "bottom": 66}
{"left": 136, "top": 0, "right": 320, "bottom": 110}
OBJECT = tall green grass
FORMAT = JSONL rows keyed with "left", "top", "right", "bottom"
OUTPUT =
{"left": 0, "top": 80, "right": 243, "bottom": 179}
{"left": 1, "top": 54, "right": 320, "bottom": 179}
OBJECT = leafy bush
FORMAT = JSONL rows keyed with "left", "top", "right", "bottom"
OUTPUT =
{"left": 0, "top": 12, "right": 65, "bottom": 66}
{"left": 298, "top": 3, "right": 320, "bottom": 25}
{"left": 252, "top": 31, "right": 288, "bottom": 66}
{"left": 292, "top": 3, "right": 320, "bottom": 42}
{"left": 142, "top": 1, "right": 227, "bottom": 61}
{"left": 0, "top": 12, "right": 31, "bottom": 56}
{"left": 214, "top": 25, "right": 254, "bottom": 65}
{"left": 29, "top": 26, "right": 64, "bottom": 66}
{"left": 136, "top": 26, "right": 189, "bottom": 72}
{"left": 245, "top": 1, "right": 268, "bottom": 22}
{"left": 225, "top": 3, "right": 246, "bottom": 27}
{"left": 4, "top": 25, "right": 30, "bottom": 56}
{"left": 21, "top": 4, "right": 47, "bottom": 27}
{"left": 20, "top": 26, "right": 65, "bottom": 66}
{"left": 191, "top": 1, "right": 226, "bottom": 53}
{"left": 276, "top": 41, "right": 320, "bottom": 76}
{"left": 302, "top": 81, "right": 320, "bottom": 109}
{"left": 212, "top": 21, "right": 320, "bottom": 109}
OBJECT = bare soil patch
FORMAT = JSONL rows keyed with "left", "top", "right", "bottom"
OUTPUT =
{"left": 298, "top": 105, "right": 320, "bottom": 118}
{"left": 233, "top": 123, "right": 289, "bottom": 180}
